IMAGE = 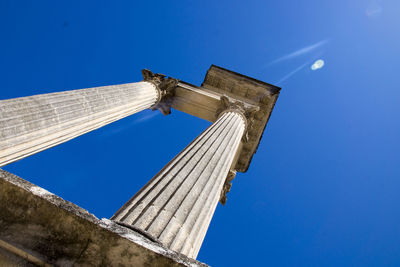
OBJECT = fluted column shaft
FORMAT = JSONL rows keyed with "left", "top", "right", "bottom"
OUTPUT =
{"left": 0, "top": 81, "right": 159, "bottom": 167}
{"left": 112, "top": 111, "right": 246, "bottom": 259}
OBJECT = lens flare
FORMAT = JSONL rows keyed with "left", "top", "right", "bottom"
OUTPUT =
{"left": 311, "top": 59, "right": 325, "bottom": 70}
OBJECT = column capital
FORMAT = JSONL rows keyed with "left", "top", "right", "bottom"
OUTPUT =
{"left": 216, "top": 95, "right": 259, "bottom": 142}
{"left": 142, "top": 69, "right": 179, "bottom": 115}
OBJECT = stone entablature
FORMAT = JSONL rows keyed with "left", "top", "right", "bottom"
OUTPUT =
{"left": 200, "top": 65, "right": 280, "bottom": 172}
{"left": 162, "top": 65, "right": 280, "bottom": 172}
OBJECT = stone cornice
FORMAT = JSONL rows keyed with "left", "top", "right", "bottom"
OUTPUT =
{"left": 142, "top": 69, "right": 179, "bottom": 115}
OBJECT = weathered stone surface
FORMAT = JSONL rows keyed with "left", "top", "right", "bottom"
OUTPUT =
{"left": 219, "top": 170, "right": 236, "bottom": 205}
{"left": 200, "top": 65, "right": 280, "bottom": 172}
{"left": 0, "top": 169, "right": 208, "bottom": 267}
{"left": 112, "top": 111, "right": 246, "bottom": 259}
{"left": 0, "top": 81, "right": 159, "bottom": 167}
{"left": 141, "top": 69, "right": 179, "bottom": 116}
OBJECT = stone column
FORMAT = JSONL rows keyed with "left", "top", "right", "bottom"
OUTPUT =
{"left": 112, "top": 102, "right": 249, "bottom": 259}
{"left": 0, "top": 70, "right": 177, "bottom": 167}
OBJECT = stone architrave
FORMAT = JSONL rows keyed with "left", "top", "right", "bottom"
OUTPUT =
{"left": 112, "top": 98, "right": 255, "bottom": 259}
{"left": 0, "top": 71, "right": 177, "bottom": 167}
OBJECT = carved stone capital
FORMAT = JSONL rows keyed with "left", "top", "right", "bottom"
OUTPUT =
{"left": 219, "top": 170, "right": 237, "bottom": 205}
{"left": 142, "top": 69, "right": 179, "bottom": 115}
{"left": 216, "top": 95, "right": 259, "bottom": 142}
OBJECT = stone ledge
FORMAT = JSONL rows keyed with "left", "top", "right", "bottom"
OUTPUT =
{"left": 0, "top": 169, "right": 208, "bottom": 267}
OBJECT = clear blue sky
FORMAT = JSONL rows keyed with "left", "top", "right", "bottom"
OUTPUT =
{"left": 1, "top": 1, "right": 400, "bottom": 266}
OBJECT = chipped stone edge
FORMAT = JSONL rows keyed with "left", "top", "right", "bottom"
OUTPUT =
{"left": 0, "top": 169, "right": 208, "bottom": 267}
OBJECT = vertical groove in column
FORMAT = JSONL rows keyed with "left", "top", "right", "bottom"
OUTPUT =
{"left": 169, "top": 114, "right": 244, "bottom": 255}
{"left": 144, "top": 113, "right": 237, "bottom": 236}
{"left": 0, "top": 83, "right": 153, "bottom": 135}
{"left": 156, "top": 113, "right": 241, "bottom": 245}
{"left": 0, "top": 81, "right": 158, "bottom": 166}
{"left": 113, "top": 111, "right": 246, "bottom": 259}
{"left": 126, "top": 114, "right": 233, "bottom": 229}
{"left": 187, "top": 118, "right": 245, "bottom": 258}
{"left": 0, "top": 100, "right": 154, "bottom": 167}
{"left": 113, "top": 114, "right": 231, "bottom": 223}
